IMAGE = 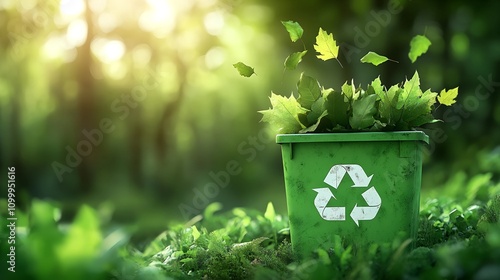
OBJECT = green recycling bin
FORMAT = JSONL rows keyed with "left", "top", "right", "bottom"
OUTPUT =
{"left": 277, "top": 131, "right": 429, "bottom": 259}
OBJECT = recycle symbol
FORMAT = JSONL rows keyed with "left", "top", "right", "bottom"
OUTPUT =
{"left": 313, "top": 164, "right": 382, "bottom": 226}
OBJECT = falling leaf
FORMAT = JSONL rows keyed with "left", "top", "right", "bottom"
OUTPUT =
{"left": 360, "top": 51, "right": 396, "bottom": 66}
{"left": 281, "top": 20, "right": 304, "bottom": 42}
{"left": 409, "top": 35, "right": 431, "bottom": 63}
{"left": 437, "top": 87, "right": 459, "bottom": 106}
{"left": 233, "top": 62, "right": 255, "bottom": 77}
{"left": 314, "top": 28, "right": 341, "bottom": 66}
{"left": 284, "top": 51, "right": 307, "bottom": 70}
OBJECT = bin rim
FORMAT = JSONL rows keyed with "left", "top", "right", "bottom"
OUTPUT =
{"left": 276, "top": 131, "right": 429, "bottom": 144}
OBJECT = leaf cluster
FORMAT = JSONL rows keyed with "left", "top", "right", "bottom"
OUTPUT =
{"left": 140, "top": 172, "right": 500, "bottom": 280}
{"left": 260, "top": 71, "right": 458, "bottom": 133}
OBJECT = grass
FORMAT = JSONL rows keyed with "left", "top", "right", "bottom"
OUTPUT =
{"left": 1, "top": 172, "right": 500, "bottom": 280}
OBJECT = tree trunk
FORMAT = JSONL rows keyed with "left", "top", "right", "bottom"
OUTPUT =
{"left": 75, "top": 0, "right": 95, "bottom": 194}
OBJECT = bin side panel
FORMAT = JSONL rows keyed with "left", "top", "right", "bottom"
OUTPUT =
{"left": 280, "top": 140, "right": 424, "bottom": 259}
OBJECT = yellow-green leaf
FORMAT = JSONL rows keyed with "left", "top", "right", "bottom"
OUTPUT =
{"left": 191, "top": 225, "right": 201, "bottom": 241}
{"left": 409, "top": 35, "right": 432, "bottom": 63}
{"left": 360, "top": 51, "right": 396, "bottom": 66}
{"left": 264, "top": 202, "right": 276, "bottom": 222}
{"left": 233, "top": 62, "right": 255, "bottom": 77}
{"left": 437, "top": 87, "right": 459, "bottom": 106}
{"left": 259, "top": 92, "right": 308, "bottom": 134}
{"left": 314, "top": 28, "right": 341, "bottom": 66}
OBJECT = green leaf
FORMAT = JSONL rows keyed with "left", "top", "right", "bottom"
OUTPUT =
{"left": 306, "top": 97, "right": 326, "bottom": 124}
{"left": 303, "top": 96, "right": 329, "bottom": 133}
{"left": 370, "top": 77, "right": 384, "bottom": 98}
{"left": 233, "top": 62, "right": 255, "bottom": 77}
{"left": 324, "top": 88, "right": 350, "bottom": 128}
{"left": 297, "top": 73, "right": 321, "bottom": 108}
{"left": 57, "top": 205, "right": 102, "bottom": 262}
{"left": 341, "top": 80, "right": 357, "bottom": 101}
{"left": 281, "top": 20, "right": 304, "bottom": 42}
{"left": 191, "top": 225, "right": 201, "bottom": 241}
{"left": 378, "top": 84, "right": 403, "bottom": 125}
{"left": 349, "top": 94, "right": 378, "bottom": 130}
{"left": 204, "top": 202, "right": 223, "bottom": 220}
{"left": 437, "top": 87, "right": 459, "bottom": 106}
{"left": 259, "top": 92, "right": 308, "bottom": 134}
{"left": 264, "top": 202, "right": 276, "bottom": 222}
{"left": 402, "top": 89, "right": 438, "bottom": 127}
{"left": 397, "top": 71, "right": 421, "bottom": 109}
{"left": 314, "top": 28, "right": 341, "bottom": 66}
{"left": 316, "top": 248, "right": 332, "bottom": 265}
{"left": 360, "top": 51, "right": 395, "bottom": 66}
{"left": 409, "top": 35, "right": 431, "bottom": 63}
{"left": 284, "top": 50, "right": 307, "bottom": 70}
{"left": 300, "top": 110, "right": 328, "bottom": 133}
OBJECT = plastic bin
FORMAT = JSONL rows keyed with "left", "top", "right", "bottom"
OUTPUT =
{"left": 277, "top": 131, "right": 429, "bottom": 259}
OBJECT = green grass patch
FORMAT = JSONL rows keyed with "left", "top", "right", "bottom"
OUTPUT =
{"left": 1, "top": 173, "right": 500, "bottom": 279}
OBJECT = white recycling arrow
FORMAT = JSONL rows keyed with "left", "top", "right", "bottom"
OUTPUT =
{"left": 315, "top": 164, "right": 382, "bottom": 226}
{"left": 324, "top": 164, "right": 373, "bottom": 188}
{"left": 313, "top": 188, "right": 346, "bottom": 221}
{"left": 350, "top": 187, "right": 381, "bottom": 226}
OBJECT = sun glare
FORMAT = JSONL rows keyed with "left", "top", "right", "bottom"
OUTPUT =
{"left": 204, "top": 10, "right": 225, "bottom": 36}
{"left": 91, "top": 38, "right": 126, "bottom": 63}
{"left": 47, "top": 0, "right": 220, "bottom": 63}
{"left": 139, "top": 0, "right": 176, "bottom": 38}
{"left": 60, "top": 0, "right": 85, "bottom": 18}
{"left": 66, "top": 19, "right": 88, "bottom": 48}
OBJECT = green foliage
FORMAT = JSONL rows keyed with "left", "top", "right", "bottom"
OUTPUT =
{"left": 409, "top": 35, "right": 432, "bottom": 63}
{"left": 0, "top": 200, "right": 129, "bottom": 280}
{"left": 2, "top": 172, "right": 500, "bottom": 279}
{"left": 233, "top": 22, "right": 460, "bottom": 134}
{"left": 132, "top": 175, "right": 500, "bottom": 280}
{"left": 259, "top": 70, "right": 455, "bottom": 132}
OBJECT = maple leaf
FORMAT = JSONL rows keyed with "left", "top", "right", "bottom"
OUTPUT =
{"left": 402, "top": 89, "right": 438, "bottom": 127}
{"left": 314, "top": 28, "right": 342, "bottom": 67}
{"left": 397, "top": 71, "right": 421, "bottom": 109}
{"left": 378, "top": 84, "right": 403, "bottom": 125}
{"left": 259, "top": 93, "right": 308, "bottom": 134}
{"left": 437, "top": 87, "right": 459, "bottom": 106}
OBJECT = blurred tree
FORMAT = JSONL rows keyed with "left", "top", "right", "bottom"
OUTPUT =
{"left": 0, "top": 0, "right": 499, "bottom": 221}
